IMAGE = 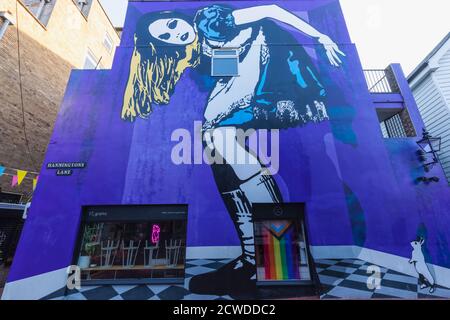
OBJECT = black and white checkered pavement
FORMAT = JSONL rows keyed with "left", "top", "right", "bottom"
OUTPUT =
{"left": 43, "top": 259, "right": 235, "bottom": 300}
{"left": 43, "top": 258, "right": 450, "bottom": 300}
{"left": 316, "top": 259, "right": 450, "bottom": 299}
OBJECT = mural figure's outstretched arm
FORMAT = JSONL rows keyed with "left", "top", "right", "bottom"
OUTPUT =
{"left": 232, "top": 4, "right": 346, "bottom": 66}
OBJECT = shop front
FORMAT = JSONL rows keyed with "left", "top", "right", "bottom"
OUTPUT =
{"left": 69, "top": 204, "right": 318, "bottom": 299}
{"left": 0, "top": 203, "right": 26, "bottom": 294}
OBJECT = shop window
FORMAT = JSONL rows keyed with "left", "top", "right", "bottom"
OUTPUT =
{"left": 376, "top": 108, "right": 416, "bottom": 138}
{"left": 22, "top": 0, "right": 56, "bottom": 26}
{"left": 211, "top": 48, "right": 239, "bottom": 77}
{"left": 253, "top": 204, "right": 313, "bottom": 285}
{"left": 75, "top": 205, "right": 187, "bottom": 284}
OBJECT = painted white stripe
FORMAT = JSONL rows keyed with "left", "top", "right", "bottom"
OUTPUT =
{"left": 374, "top": 286, "right": 417, "bottom": 299}
{"left": 309, "top": 245, "right": 359, "bottom": 259}
{"left": 1, "top": 267, "right": 68, "bottom": 300}
{"left": 327, "top": 286, "right": 373, "bottom": 299}
{"left": 186, "top": 246, "right": 241, "bottom": 259}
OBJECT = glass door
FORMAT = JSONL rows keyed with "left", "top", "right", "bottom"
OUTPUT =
{"left": 254, "top": 218, "right": 311, "bottom": 283}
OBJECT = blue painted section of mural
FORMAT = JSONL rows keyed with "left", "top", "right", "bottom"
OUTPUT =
{"left": 4, "top": 0, "right": 450, "bottom": 299}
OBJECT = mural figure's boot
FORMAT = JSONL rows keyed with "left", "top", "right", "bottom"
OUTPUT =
{"left": 239, "top": 169, "right": 283, "bottom": 205}
{"left": 189, "top": 188, "right": 256, "bottom": 298}
{"left": 189, "top": 169, "right": 282, "bottom": 298}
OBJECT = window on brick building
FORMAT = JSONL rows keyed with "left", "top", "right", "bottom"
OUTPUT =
{"left": 83, "top": 49, "right": 103, "bottom": 69}
{"left": 74, "top": 0, "right": 93, "bottom": 19}
{"left": 0, "top": 13, "right": 13, "bottom": 41}
{"left": 0, "top": 192, "right": 22, "bottom": 204}
{"left": 376, "top": 108, "right": 416, "bottom": 139}
{"left": 103, "top": 32, "right": 114, "bottom": 55}
{"left": 22, "top": 0, "right": 56, "bottom": 26}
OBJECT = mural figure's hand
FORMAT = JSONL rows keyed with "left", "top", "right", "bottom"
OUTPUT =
{"left": 318, "top": 34, "right": 346, "bottom": 67}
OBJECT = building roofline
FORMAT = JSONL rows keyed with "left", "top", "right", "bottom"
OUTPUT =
{"left": 96, "top": 0, "right": 122, "bottom": 39}
{"left": 407, "top": 32, "right": 450, "bottom": 82}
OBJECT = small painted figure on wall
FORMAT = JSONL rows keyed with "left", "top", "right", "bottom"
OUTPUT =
{"left": 122, "top": 4, "right": 345, "bottom": 297}
{"left": 410, "top": 237, "right": 436, "bottom": 293}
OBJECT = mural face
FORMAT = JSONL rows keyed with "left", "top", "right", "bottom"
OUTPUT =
{"left": 121, "top": 3, "right": 345, "bottom": 296}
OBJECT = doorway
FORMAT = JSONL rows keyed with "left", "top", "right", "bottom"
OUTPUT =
{"left": 253, "top": 203, "right": 319, "bottom": 298}
{"left": 0, "top": 204, "right": 26, "bottom": 295}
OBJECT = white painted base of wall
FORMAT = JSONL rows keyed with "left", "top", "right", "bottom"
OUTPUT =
{"left": 310, "top": 245, "right": 450, "bottom": 289}
{"left": 2, "top": 245, "right": 449, "bottom": 300}
{"left": 1, "top": 267, "right": 68, "bottom": 300}
{"left": 186, "top": 246, "right": 242, "bottom": 260}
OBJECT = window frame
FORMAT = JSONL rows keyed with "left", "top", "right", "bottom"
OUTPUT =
{"left": 72, "top": 0, "right": 93, "bottom": 19}
{"left": 376, "top": 108, "right": 417, "bottom": 139}
{"left": 252, "top": 203, "right": 319, "bottom": 287}
{"left": 20, "top": 0, "right": 56, "bottom": 27}
{"left": 71, "top": 204, "right": 188, "bottom": 286}
{"left": 83, "top": 49, "right": 101, "bottom": 70}
{"left": 103, "top": 32, "right": 114, "bottom": 55}
{"left": 211, "top": 48, "right": 240, "bottom": 77}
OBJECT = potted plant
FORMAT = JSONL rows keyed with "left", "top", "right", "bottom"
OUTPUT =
{"left": 77, "top": 225, "right": 101, "bottom": 269}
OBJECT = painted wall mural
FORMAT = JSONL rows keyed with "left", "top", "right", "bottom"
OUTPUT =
{"left": 3, "top": 1, "right": 450, "bottom": 300}
{"left": 121, "top": 3, "right": 345, "bottom": 296}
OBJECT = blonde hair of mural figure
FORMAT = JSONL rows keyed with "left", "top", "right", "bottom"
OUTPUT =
{"left": 122, "top": 35, "right": 200, "bottom": 121}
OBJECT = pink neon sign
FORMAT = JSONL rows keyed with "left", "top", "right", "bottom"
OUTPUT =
{"left": 151, "top": 224, "right": 161, "bottom": 244}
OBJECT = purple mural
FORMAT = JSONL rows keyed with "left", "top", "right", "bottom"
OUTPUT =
{"left": 2, "top": 0, "right": 450, "bottom": 300}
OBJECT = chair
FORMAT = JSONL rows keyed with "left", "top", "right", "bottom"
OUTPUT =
{"left": 165, "top": 239, "right": 183, "bottom": 267}
{"left": 144, "top": 240, "right": 159, "bottom": 267}
{"left": 121, "top": 240, "right": 141, "bottom": 267}
{"left": 100, "top": 240, "right": 119, "bottom": 267}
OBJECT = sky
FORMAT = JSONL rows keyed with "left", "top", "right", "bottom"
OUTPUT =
{"left": 100, "top": 0, "right": 450, "bottom": 76}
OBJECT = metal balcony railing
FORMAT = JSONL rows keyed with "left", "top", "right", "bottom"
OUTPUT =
{"left": 363, "top": 69, "right": 399, "bottom": 93}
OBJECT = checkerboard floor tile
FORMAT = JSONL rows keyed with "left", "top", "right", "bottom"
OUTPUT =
{"left": 317, "top": 259, "right": 450, "bottom": 299}
{"left": 49, "top": 259, "right": 234, "bottom": 300}
{"left": 44, "top": 258, "right": 450, "bottom": 300}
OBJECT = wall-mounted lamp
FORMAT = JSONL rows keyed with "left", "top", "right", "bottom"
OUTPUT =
{"left": 0, "top": 11, "right": 15, "bottom": 41}
{"left": 416, "top": 176, "right": 440, "bottom": 184}
{"left": 416, "top": 128, "right": 442, "bottom": 172}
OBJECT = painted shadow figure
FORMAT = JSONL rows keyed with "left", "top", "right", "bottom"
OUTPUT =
{"left": 122, "top": 4, "right": 345, "bottom": 298}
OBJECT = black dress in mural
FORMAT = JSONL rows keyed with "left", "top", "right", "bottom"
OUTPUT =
{"left": 195, "top": 5, "right": 329, "bottom": 131}
{"left": 122, "top": 4, "right": 345, "bottom": 298}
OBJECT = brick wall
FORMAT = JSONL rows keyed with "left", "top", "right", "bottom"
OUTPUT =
{"left": 0, "top": 23, "right": 73, "bottom": 199}
{"left": 0, "top": 0, "right": 120, "bottom": 201}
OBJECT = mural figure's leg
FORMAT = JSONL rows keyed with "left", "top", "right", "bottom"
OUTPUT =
{"left": 418, "top": 274, "right": 426, "bottom": 288}
{"left": 189, "top": 127, "right": 283, "bottom": 297}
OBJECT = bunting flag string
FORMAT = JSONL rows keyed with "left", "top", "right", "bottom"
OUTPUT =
{"left": 33, "top": 176, "right": 39, "bottom": 191}
{"left": 0, "top": 165, "right": 39, "bottom": 190}
{"left": 11, "top": 175, "right": 18, "bottom": 187}
{"left": 17, "top": 170, "right": 28, "bottom": 186}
